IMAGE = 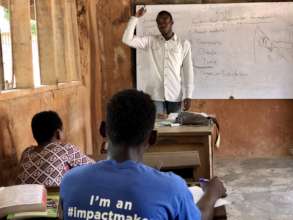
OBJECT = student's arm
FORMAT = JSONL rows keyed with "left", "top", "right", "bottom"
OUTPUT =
{"left": 59, "top": 179, "right": 66, "bottom": 220}
{"left": 168, "top": 175, "right": 202, "bottom": 220}
{"left": 65, "top": 144, "right": 95, "bottom": 167}
{"left": 176, "top": 189, "right": 202, "bottom": 220}
{"left": 122, "top": 7, "right": 150, "bottom": 49}
{"left": 181, "top": 41, "right": 194, "bottom": 111}
{"left": 197, "top": 177, "right": 227, "bottom": 220}
{"left": 16, "top": 148, "right": 30, "bottom": 184}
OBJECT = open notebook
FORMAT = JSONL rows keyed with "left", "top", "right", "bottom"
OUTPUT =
{"left": 189, "top": 186, "right": 230, "bottom": 208}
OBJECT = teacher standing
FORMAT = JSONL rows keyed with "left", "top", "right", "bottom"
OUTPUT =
{"left": 122, "top": 7, "right": 194, "bottom": 114}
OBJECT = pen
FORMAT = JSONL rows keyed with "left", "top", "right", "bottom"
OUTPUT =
{"left": 199, "top": 178, "right": 209, "bottom": 191}
{"left": 199, "top": 178, "right": 209, "bottom": 183}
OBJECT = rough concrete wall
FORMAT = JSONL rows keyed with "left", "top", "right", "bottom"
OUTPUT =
{"left": 96, "top": 0, "right": 293, "bottom": 157}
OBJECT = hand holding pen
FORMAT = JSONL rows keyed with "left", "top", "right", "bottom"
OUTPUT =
{"left": 199, "top": 177, "right": 227, "bottom": 198}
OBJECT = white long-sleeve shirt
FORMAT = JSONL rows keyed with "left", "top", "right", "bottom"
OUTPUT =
{"left": 122, "top": 16, "right": 194, "bottom": 102}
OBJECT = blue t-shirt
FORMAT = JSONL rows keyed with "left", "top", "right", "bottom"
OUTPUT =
{"left": 60, "top": 160, "right": 201, "bottom": 220}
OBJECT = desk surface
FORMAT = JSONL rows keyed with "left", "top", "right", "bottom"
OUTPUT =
{"left": 156, "top": 125, "right": 213, "bottom": 136}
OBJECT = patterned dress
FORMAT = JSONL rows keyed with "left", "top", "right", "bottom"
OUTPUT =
{"left": 17, "top": 143, "right": 95, "bottom": 186}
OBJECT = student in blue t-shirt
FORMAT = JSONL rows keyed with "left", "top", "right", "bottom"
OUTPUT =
{"left": 60, "top": 89, "right": 226, "bottom": 220}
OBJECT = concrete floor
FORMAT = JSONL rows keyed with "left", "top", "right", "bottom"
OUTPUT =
{"left": 215, "top": 157, "right": 293, "bottom": 220}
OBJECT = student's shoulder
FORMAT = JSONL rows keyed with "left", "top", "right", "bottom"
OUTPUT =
{"left": 62, "top": 163, "right": 95, "bottom": 181}
{"left": 59, "top": 142, "right": 77, "bottom": 149}
{"left": 153, "top": 170, "right": 193, "bottom": 202}
{"left": 22, "top": 146, "right": 33, "bottom": 153}
{"left": 143, "top": 165, "right": 187, "bottom": 189}
{"left": 20, "top": 146, "right": 35, "bottom": 157}
{"left": 60, "top": 143, "right": 83, "bottom": 154}
{"left": 153, "top": 170, "right": 191, "bottom": 200}
{"left": 162, "top": 171, "right": 188, "bottom": 190}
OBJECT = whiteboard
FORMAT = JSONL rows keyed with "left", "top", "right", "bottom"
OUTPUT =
{"left": 136, "top": 3, "right": 293, "bottom": 99}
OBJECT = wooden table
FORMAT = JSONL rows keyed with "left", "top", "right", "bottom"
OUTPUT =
{"left": 152, "top": 125, "right": 215, "bottom": 179}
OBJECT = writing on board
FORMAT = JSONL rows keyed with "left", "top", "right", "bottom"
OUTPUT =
{"left": 136, "top": 3, "right": 293, "bottom": 99}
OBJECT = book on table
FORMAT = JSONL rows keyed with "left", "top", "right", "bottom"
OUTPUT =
{"left": 7, "top": 192, "right": 59, "bottom": 220}
{"left": 0, "top": 184, "right": 47, "bottom": 218}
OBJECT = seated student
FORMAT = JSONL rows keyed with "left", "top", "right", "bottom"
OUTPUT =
{"left": 17, "top": 111, "right": 94, "bottom": 187}
{"left": 60, "top": 90, "right": 226, "bottom": 220}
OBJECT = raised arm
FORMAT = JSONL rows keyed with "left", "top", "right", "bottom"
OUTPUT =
{"left": 122, "top": 7, "right": 150, "bottom": 49}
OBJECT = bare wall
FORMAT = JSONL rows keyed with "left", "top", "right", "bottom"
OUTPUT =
{"left": 96, "top": 0, "right": 133, "bottom": 117}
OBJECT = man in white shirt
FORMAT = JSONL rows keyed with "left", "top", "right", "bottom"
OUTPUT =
{"left": 122, "top": 7, "right": 194, "bottom": 114}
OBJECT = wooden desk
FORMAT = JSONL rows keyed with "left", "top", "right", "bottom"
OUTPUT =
{"left": 152, "top": 125, "right": 215, "bottom": 179}
{"left": 143, "top": 151, "right": 200, "bottom": 169}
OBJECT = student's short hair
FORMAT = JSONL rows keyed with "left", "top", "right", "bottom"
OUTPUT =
{"left": 156, "top": 10, "right": 173, "bottom": 22}
{"left": 106, "top": 89, "right": 156, "bottom": 147}
{"left": 31, "top": 111, "right": 63, "bottom": 144}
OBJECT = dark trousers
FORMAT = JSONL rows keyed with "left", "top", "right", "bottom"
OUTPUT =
{"left": 154, "top": 101, "right": 182, "bottom": 114}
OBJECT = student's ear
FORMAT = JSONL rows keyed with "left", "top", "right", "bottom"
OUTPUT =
{"left": 148, "top": 130, "right": 157, "bottom": 146}
{"left": 56, "top": 128, "right": 64, "bottom": 141}
{"left": 99, "top": 121, "right": 107, "bottom": 138}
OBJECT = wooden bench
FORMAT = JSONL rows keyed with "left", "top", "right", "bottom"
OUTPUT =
{"left": 143, "top": 151, "right": 200, "bottom": 181}
{"left": 97, "top": 151, "right": 201, "bottom": 181}
{"left": 143, "top": 151, "right": 200, "bottom": 169}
